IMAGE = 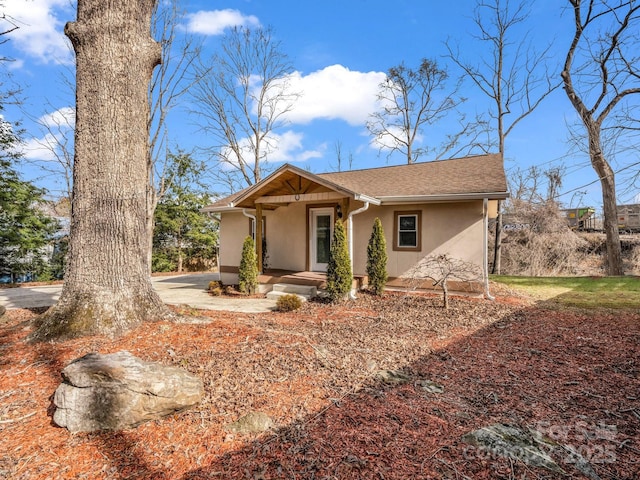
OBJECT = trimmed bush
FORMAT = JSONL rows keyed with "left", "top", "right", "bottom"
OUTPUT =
{"left": 276, "top": 293, "right": 303, "bottom": 312}
{"left": 208, "top": 280, "right": 223, "bottom": 297}
{"left": 326, "top": 220, "right": 352, "bottom": 302}
{"left": 366, "top": 217, "right": 388, "bottom": 295}
{"left": 238, "top": 236, "right": 258, "bottom": 295}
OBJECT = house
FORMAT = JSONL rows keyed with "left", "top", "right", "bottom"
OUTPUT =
{"left": 203, "top": 153, "right": 508, "bottom": 297}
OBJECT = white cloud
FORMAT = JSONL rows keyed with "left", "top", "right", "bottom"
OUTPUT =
{"left": 219, "top": 130, "right": 323, "bottom": 168}
{"left": 21, "top": 107, "right": 75, "bottom": 162}
{"left": 39, "top": 107, "right": 75, "bottom": 129}
{"left": 284, "top": 65, "right": 385, "bottom": 126}
{"left": 369, "top": 124, "right": 424, "bottom": 152}
{"left": 4, "top": 0, "right": 74, "bottom": 65}
{"left": 184, "top": 9, "right": 260, "bottom": 35}
{"left": 266, "top": 130, "right": 324, "bottom": 163}
{"left": 238, "top": 65, "right": 384, "bottom": 161}
{"left": 22, "top": 133, "right": 59, "bottom": 161}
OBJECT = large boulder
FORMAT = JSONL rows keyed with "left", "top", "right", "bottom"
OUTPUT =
{"left": 53, "top": 351, "right": 203, "bottom": 433}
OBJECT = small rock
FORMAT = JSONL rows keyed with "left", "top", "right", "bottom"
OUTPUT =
{"left": 225, "top": 411, "right": 273, "bottom": 434}
{"left": 365, "top": 359, "right": 378, "bottom": 372}
{"left": 0, "top": 305, "right": 5, "bottom": 318}
{"left": 417, "top": 379, "right": 444, "bottom": 393}
{"left": 462, "top": 423, "right": 564, "bottom": 474}
{"left": 376, "top": 369, "right": 412, "bottom": 385}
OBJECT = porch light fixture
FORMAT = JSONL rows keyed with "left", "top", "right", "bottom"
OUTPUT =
{"left": 336, "top": 204, "right": 342, "bottom": 218}
{"left": 295, "top": 193, "right": 300, "bottom": 201}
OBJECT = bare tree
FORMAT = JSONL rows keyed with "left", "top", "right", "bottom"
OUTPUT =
{"left": 505, "top": 164, "right": 567, "bottom": 218}
{"left": 0, "top": 2, "right": 19, "bottom": 55}
{"left": 446, "top": 0, "right": 559, "bottom": 274}
{"left": 0, "top": 2, "right": 22, "bottom": 102}
{"left": 402, "top": 254, "right": 482, "bottom": 309}
{"left": 330, "top": 140, "right": 354, "bottom": 172}
{"left": 561, "top": 0, "right": 640, "bottom": 276}
{"left": 29, "top": 103, "right": 75, "bottom": 200}
{"left": 366, "top": 58, "right": 464, "bottom": 164}
{"left": 32, "top": 0, "right": 174, "bottom": 341}
{"left": 545, "top": 166, "right": 565, "bottom": 201}
{"left": 146, "top": 0, "right": 203, "bottom": 266}
{"left": 190, "top": 26, "right": 299, "bottom": 191}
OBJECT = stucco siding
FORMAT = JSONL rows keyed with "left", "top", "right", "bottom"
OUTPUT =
{"left": 350, "top": 201, "right": 484, "bottom": 278}
{"left": 220, "top": 200, "right": 485, "bottom": 282}
{"left": 265, "top": 202, "right": 308, "bottom": 271}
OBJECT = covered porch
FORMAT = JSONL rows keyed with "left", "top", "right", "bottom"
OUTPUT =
{"left": 207, "top": 164, "right": 378, "bottom": 285}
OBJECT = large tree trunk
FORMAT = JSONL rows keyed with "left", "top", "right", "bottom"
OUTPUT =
{"left": 32, "top": 0, "right": 174, "bottom": 341}
{"left": 588, "top": 129, "right": 624, "bottom": 276}
{"left": 560, "top": 0, "right": 631, "bottom": 278}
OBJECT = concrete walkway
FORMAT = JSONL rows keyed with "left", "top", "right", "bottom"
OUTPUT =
{"left": 0, "top": 273, "right": 278, "bottom": 313}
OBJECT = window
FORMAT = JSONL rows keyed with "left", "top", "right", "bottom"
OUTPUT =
{"left": 249, "top": 217, "right": 266, "bottom": 241}
{"left": 393, "top": 211, "right": 421, "bottom": 251}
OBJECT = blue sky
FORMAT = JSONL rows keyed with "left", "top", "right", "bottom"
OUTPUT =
{"left": 2, "top": 0, "right": 638, "bottom": 210}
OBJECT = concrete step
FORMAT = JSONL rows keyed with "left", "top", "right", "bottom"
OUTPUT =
{"left": 265, "top": 290, "right": 309, "bottom": 302}
{"left": 270, "top": 283, "right": 317, "bottom": 297}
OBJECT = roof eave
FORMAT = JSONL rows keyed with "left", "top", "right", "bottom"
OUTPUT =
{"left": 354, "top": 193, "right": 381, "bottom": 206}
{"left": 378, "top": 192, "right": 510, "bottom": 204}
{"left": 201, "top": 204, "right": 243, "bottom": 213}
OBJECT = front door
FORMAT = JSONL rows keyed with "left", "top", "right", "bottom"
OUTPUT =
{"left": 310, "top": 208, "right": 334, "bottom": 272}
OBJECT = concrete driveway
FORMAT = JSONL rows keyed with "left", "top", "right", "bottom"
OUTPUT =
{"left": 0, "top": 273, "right": 277, "bottom": 313}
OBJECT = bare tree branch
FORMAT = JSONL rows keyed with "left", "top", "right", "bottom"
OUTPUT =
{"left": 561, "top": 0, "right": 640, "bottom": 275}
{"left": 446, "top": 0, "right": 560, "bottom": 156}
{"left": 401, "top": 254, "right": 482, "bottom": 309}
{"left": 366, "top": 59, "right": 465, "bottom": 164}
{"left": 445, "top": 0, "right": 561, "bottom": 274}
{"left": 190, "top": 26, "right": 300, "bottom": 191}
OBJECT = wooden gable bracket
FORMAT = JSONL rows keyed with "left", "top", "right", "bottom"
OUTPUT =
{"left": 255, "top": 191, "right": 347, "bottom": 204}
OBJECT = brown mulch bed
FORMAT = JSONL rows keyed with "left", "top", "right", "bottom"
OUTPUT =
{"left": 0, "top": 292, "right": 638, "bottom": 479}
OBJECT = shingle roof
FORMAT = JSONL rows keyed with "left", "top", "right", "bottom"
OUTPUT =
{"left": 317, "top": 153, "right": 506, "bottom": 198}
{"left": 203, "top": 154, "right": 507, "bottom": 212}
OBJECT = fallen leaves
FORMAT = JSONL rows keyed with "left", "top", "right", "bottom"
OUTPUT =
{"left": 0, "top": 292, "right": 638, "bottom": 479}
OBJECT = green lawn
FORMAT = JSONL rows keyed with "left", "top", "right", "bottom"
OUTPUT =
{"left": 491, "top": 275, "right": 640, "bottom": 309}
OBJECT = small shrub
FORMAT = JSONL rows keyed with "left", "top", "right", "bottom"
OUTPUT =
{"left": 326, "top": 220, "right": 352, "bottom": 302}
{"left": 366, "top": 217, "right": 388, "bottom": 295}
{"left": 208, "top": 280, "right": 224, "bottom": 296}
{"left": 239, "top": 236, "right": 258, "bottom": 295}
{"left": 276, "top": 293, "right": 303, "bottom": 312}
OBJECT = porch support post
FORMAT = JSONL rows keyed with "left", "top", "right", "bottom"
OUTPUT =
{"left": 256, "top": 203, "right": 263, "bottom": 273}
{"left": 341, "top": 197, "right": 350, "bottom": 223}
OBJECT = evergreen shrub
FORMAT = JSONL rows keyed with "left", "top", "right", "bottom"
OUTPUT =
{"left": 326, "top": 220, "right": 352, "bottom": 302}
{"left": 366, "top": 217, "right": 388, "bottom": 295}
{"left": 239, "top": 236, "right": 258, "bottom": 295}
{"left": 276, "top": 293, "right": 303, "bottom": 312}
